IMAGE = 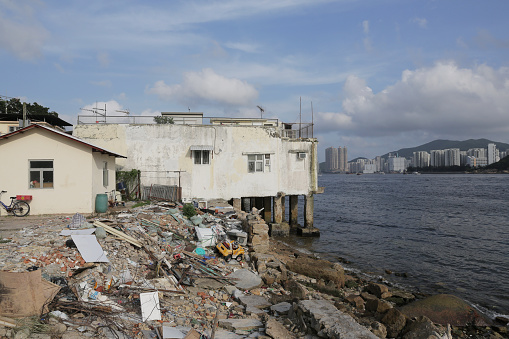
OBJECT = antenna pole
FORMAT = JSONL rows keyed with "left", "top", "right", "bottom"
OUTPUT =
{"left": 299, "top": 97, "right": 302, "bottom": 138}
{"left": 311, "top": 101, "right": 314, "bottom": 138}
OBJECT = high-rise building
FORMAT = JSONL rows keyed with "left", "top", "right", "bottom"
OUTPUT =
{"left": 430, "top": 150, "right": 445, "bottom": 167}
{"left": 412, "top": 151, "right": 430, "bottom": 168}
{"left": 338, "top": 146, "right": 348, "bottom": 172}
{"left": 444, "top": 148, "right": 460, "bottom": 166}
{"left": 325, "top": 146, "right": 339, "bottom": 172}
{"left": 487, "top": 143, "right": 498, "bottom": 165}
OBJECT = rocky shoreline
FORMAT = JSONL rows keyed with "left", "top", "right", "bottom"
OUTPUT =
{"left": 0, "top": 202, "right": 507, "bottom": 338}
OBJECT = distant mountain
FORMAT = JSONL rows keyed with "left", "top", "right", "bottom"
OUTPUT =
{"left": 382, "top": 139, "right": 509, "bottom": 159}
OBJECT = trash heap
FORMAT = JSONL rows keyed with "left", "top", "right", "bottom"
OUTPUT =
{"left": 1, "top": 201, "right": 505, "bottom": 339}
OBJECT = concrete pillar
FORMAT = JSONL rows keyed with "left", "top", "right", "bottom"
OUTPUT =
{"left": 289, "top": 195, "right": 299, "bottom": 226}
{"left": 232, "top": 198, "right": 241, "bottom": 211}
{"left": 242, "top": 197, "right": 251, "bottom": 212}
{"left": 304, "top": 193, "right": 314, "bottom": 228}
{"left": 263, "top": 196, "right": 272, "bottom": 223}
{"left": 273, "top": 194, "right": 283, "bottom": 224}
{"left": 281, "top": 195, "right": 286, "bottom": 222}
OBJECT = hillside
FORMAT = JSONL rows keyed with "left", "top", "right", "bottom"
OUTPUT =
{"left": 383, "top": 139, "right": 509, "bottom": 159}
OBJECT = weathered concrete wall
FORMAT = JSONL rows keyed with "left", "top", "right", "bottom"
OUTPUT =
{"left": 73, "top": 124, "right": 317, "bottom": 201}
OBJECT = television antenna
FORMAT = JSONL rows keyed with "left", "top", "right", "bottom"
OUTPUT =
{"left": 257, "top": 105, "right": 264, "bottom": 118}
{"left": 81, "top": 102, "right": 106, "bottom": 123}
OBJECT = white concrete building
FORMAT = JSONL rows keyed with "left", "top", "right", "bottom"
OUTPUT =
{"left": 73, "top": 120, "right": 320, "bottom": 229}
{"left": 487, "top": 143, "right": 499, "bottom": 165}
{"left": 444, "top": 148, "right": 461, "bottom": 167}
{"left": 412, "top": 151, "right": 430, "bottom": 168}
{"left": 388, "top": 156, "right": 406, "bottom": 173}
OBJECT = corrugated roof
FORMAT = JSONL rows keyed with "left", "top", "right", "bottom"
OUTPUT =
{"left": 0, "top": 124, "right": 126, "bottom": 158}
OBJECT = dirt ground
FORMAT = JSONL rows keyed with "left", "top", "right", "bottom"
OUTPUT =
{"left": 0, "top": 214, "right": 63, "bottom": 238}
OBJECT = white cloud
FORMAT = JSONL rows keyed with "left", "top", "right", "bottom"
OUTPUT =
{"left": 90, "top": 80, "right": 112, "bottom": 87}
{"left": 362, "top": 20, "right": 369, "bottom": 34}
{"left": 412, "top": 17, "right": 427, "bottom": 28}
{"left": 224, "top": 41, "right": 260, "bottom": 53}
{"left": 147, "top": 68, "right": 259, "bottom": 106}
{"left": 316, "top": 62, "right": 509, "bottom": 140}
{"left": 0, "top": 1, "right": 49, "bottom": 59}
{"left": 97, "top": 52, "right": 110, "bottom": 67}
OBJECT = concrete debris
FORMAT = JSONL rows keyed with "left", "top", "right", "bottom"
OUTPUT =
{"left": 0, "top": 200, "right": 503, "bottom": 339}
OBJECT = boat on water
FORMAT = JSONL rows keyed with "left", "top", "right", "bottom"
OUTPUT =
{"left": 413, "top": 171, "right": 421, "bottom": 175}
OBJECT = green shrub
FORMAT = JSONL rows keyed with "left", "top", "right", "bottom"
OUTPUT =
{"left": 182, "top": 203, "right": 197, "bottom": 218}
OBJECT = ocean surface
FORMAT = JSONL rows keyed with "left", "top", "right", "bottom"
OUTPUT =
{"left": 285, "top": 173, "right": 509, "bottom": 318}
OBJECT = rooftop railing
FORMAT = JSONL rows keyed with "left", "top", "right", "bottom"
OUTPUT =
{"left": 76, "top": 115, "right": 314, "bottom": 138}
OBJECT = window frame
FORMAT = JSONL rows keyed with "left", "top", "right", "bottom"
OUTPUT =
{"left": 193, "top": 150, "right": 210, "bottom": 165}
{"left": 248, "top": 154, "right": 271, "bottom": 173}
{"left": 29, "top": 159, "right": 54, "bottom": 189}
{"left": 103, "top": 161, "right": 109, "bottom": 187}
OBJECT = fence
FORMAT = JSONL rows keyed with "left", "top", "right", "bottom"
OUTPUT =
{"left": 141, "top": 184, "right": 180, "bottom": 202}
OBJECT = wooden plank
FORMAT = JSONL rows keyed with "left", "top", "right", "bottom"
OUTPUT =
{"left": 93, "top": 221, "right": 142, "bottom": 247}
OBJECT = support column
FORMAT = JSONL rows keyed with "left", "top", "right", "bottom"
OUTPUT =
{"left": 304, "top": 193, "right": 314, "bottom": 228}
{"left": 300, "top": 193, "right": 320, "bottom": 236}
{"left": 289, "top": 195, "right": 299, "bottom": 227}
{"left": 281, "top": 195, "right": 286, "bottom": 222}
{"left": 263, "top": 196, "right": 272, "bottom": 223}
{"left": 242, "top": 197, "right": 251, "bottom": 212}
{"left": 232, "top": 198, "right": 241, "bottom": 211}
{"left": 273, "top": 194, "right": 283, "bottom": 224}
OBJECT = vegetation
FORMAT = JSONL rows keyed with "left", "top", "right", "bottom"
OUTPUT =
{"left": 116, "top": 169, "right": 140, "bottom": 200}
{"left": 485, "top": 155, "right": 509, "bottom": 171}
{"left": 0, "top": 98, "right": 59, "bottom": 117}
{"left": 154, "top": 116, "right": 174, "bottom": 124}
{"left": 406, "top": 165, "right": 472, "bottom": 173}
{"left": 132, "top": 201, "right": 150, "bottom": 208}
{"left": 182, "top": 203, "right": 197, "bottom": 218}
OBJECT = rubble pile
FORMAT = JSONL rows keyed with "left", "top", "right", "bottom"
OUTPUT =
{"left": 0, "top": 201, "right": 508, "bottom": 339}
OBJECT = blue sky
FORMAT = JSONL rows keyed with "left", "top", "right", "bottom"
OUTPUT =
{"left": 1, "top": 0, "right": 509, "bottom": 161}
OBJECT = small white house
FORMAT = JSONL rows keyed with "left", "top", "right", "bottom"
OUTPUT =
{"left": 0, "top": 124, "right": 126, "bottom": 215}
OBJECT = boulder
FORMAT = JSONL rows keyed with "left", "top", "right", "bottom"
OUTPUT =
{"left": 286, "top": 257, "right": 345, "bottom": 288}
{"left": 265, "top": 317, "right": 296, "bottom": 339}
{"left": 399, "top": 294, "right": 491, "bottom": 326}
{"left": 366, "top": 283, "right": 392, "bottom": 299}
{"left": 403, "top": 316, "right": 452, "bottom": 339}
{"left": 381, "top": 308, "right": 407, "bottom": 338}
{"left": 229, "top": 269, "right": 263, "bottom": 291}
{"left": 366, "top": 298, "right": 392, "bottom": 314}
{"left": 370, "top": 321, "right": 387, "bottom": 338}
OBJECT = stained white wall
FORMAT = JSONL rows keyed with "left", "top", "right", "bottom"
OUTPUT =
{"left": 73, "top": 124, "right": 318, "bottom": 200}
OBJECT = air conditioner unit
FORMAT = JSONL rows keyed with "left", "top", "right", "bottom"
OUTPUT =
{"left": 298, "top": 152, "right": 307, "bottom": 159}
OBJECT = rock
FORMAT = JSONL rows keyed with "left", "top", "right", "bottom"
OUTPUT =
{"left": 296, "top": 299, "right": 378, "bottom": 338}
{"left": 229, "top": 269, "right": 263, "bottom": 290}
{"left": 366, "top": 298, "right": 393, "bottom": 314}
{"left": 50, "top": 323, "right": 67, "bottom": 335}
{"left": 286, "top": 257, "right": 345, "bottom": 288}
{"left": 265, "top": 317, "right": 297, "bottom": 339}
{"left": 381, "top": 308, "right": 407, "bottom": 338}
{"left": 399, "top": 294, "right": 492, "bottom": 326}
{"left": 345, "top": 294, "right": 365, "bottom": 310}
{"left": 366, "top": 283, "right": 392, "bottom": 299}
{"left": 371, "top": 321, "right": 387, "bottom": 338}
{"left": 283, "top": 279, "right": 308, "bottom": 300}
{"left": 237, "top": 294, "right": 271, "bottom": 314}
{"left": 218, "top": 318, "right": 263, "bottom": 332}
{"left": 403, "top": 316, "right": 452, "bottom": 339}
{"left": 270, "top": 302, "right": 292, "bottom": 315}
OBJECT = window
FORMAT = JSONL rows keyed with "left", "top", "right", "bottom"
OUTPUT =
{"left": 103, "top": 162, "right": 108, "bottom": 187}
{"left": 30, "top": 160, "right": 53, "bottom": 188}
{"left": 248, "top": 154, "right": 271, "bottom": 172}
{"left": 9, "top": 126, "right": 21, "bottom": 133}
{"left": 194, "top": 150, "right": 210, "bottom": 165}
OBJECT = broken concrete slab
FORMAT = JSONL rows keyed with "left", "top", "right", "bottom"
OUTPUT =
{"left": 296, "top": 299, "right": 378, "bottom": 339}
{"left": 270, "top": 302, "right": 292, "bottom": 315}
{"left": 218, "top": 318, "right": 263, "bottom": 332}
{"left": 228, "top": 269, "right": 262, "bottom": 290}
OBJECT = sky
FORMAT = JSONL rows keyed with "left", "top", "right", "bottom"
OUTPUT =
{"left": 1, "top": 0, "right": 509, "bottom": 161}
